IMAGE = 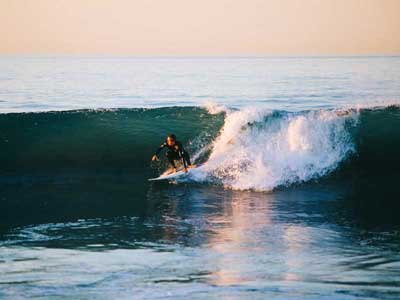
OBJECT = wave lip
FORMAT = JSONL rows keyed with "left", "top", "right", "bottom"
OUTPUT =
{"left": 192, "top": 107, "right": 358, "bottom": 191}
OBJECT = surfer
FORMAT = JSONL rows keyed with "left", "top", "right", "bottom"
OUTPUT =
{"left": 152, "top": 134, "right": 192, "bottom": 173}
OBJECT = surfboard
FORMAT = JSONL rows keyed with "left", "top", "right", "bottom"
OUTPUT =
{"left": 148, "top": 165, "right": 199, "bottom": 182}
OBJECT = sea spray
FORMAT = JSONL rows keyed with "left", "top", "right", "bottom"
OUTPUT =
{"left": 192, "top": 107, "right": 358, "bottom": 191}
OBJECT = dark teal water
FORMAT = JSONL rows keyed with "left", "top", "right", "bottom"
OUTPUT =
{"left": 1, "top": 105, "right": 400, "bottom": 299}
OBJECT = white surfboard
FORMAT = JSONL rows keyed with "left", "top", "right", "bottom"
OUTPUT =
{"left": 148, "top": 165, "right": 199, "bottom": 182}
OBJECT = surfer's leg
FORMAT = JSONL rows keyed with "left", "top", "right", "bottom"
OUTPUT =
{"left": 183, "top": 151, "right": 191, "bottom": 166}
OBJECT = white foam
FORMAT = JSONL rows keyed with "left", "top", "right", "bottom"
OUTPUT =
{"left": 192, "top": 107, "right": 358, "bottom": 191}
{"left": 202, "top": 100, "right": 231, "bottom": 115}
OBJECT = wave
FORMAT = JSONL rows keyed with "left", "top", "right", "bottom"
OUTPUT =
{"left": 191, "top": 107, "right": 357, "bottom": 190}
{"left": 1, "top": 104, "right": 400, "bottom": 191}
{"left": 0, "top": 107, "right": 224, "bottom": 172}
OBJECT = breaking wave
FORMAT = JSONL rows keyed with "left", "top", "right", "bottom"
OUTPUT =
{"left": 1, "top": 104, "right": 399, "bottom": 191}
{"left": 192, "top": 106, "right": 357, "bottom": 190}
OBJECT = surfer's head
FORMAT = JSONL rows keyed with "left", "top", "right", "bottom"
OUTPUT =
{"left": 167, "top": 134, "right": 176, "bottom": 146}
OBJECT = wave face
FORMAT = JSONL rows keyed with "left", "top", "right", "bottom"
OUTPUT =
{"left": 1, "top": 105, "right": 400, "bottom": 191}
{"left": 0, "top": 107, "right": 223, "bottom": 173}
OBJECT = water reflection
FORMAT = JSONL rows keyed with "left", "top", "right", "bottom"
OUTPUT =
{"left": 2, "top": 183, "right": 400, "bottom": 299}
{"left": 196, "top": 190, "right": 314, "bottom": 287}
{"left": 205, "top": 191, "right": 274, "bottom": 286}
{"left": 283, "top": 225, "right": 310, "bottom": 282}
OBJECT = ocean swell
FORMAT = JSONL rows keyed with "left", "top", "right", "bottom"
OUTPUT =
{"left": 1, "top": 105, "right": 399, "bottom": 191}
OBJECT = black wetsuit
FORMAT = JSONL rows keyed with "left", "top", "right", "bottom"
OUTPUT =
{"left": 155, "top": 141, "right": 191, "bottom": 168}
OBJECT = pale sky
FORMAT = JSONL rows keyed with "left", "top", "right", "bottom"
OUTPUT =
{"left": 1, "top": 0, "right": 399, "bottom": 55}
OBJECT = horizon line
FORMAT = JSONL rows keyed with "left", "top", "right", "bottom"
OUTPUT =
{"left": 1, "top": 54, "right": 400, "bottom": 59}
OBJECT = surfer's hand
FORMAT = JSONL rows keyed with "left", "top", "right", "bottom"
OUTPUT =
{"left": 151, "top": 155, "right": 159, "bottom": 161}
{"left": 173, "top": 168, "right": 177, "bottom": 173}
{"left": 184, "top": 167, "right": 188, "bottom": 173}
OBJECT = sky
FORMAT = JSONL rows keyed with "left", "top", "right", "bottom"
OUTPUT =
{"left": 1, "top": 0, "right": 399, "bottom": 55}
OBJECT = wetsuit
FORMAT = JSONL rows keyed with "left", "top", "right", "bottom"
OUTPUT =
{"left": 155, "top": 141, "right": 191, "bottom": 169}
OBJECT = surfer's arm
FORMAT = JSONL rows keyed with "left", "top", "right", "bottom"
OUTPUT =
{"left": 177, "top": 143, "right": 189, "bottom": 169}
{"left": 156, "top": 142, "right": 167, "bottom": 155}
{"left": 181, "top": 155, "right": 188, "bottom": 169}
{"left": 152, "top": 142, "right": 167, "bottom": 160}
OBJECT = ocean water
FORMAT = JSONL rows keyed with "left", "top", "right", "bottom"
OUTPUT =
{"left": 1, "top": 56, "right": 400, "bottom": 299}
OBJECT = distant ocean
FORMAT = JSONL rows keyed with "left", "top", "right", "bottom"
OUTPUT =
{"left": 1, "top": 56, "right": 400, "bottom": 299}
